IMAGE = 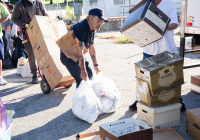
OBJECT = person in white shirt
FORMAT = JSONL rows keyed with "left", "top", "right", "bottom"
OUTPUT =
{"left": 143, "top": 0, "right": 178, "bottom": 58}
{"left": 129, "top": 0, "right": 186, "bottom": 112}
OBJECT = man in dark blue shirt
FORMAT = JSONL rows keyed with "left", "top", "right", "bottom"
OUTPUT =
{"left": 60, "top": 8, "right": 108, "bottom": 88}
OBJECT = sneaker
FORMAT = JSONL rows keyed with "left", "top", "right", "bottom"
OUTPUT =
{"left": 129, "top": 101, "right": 138, "bottom": 111}
{"left": 0, "top": 77, "right": 7, "bottom": 85}
{"left": 32, "top": 75, "right": 39, "bottom": 84}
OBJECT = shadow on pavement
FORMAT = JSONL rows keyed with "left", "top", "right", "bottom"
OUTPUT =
{"left": 5, "top": 91, "right": 67, "bottom": 119}
{"left": 181, "top": 91, "right": 200, "bottom": 109}
{"left": 0, "top": 83, "right": 35, "bottom": 98}
{"left": 12, "top": 109, "right": 91, "bottom": 140}
{"left": 173, "top": 91, "right": 200, "bottom": 140}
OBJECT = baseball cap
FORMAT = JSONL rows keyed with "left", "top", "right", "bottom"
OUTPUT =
{"left": 88, "top": 8, "right": 108, "bottom": 22}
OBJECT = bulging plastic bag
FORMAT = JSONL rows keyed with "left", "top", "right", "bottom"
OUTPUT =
{"left": 72, "top": 80, "right": 102, "bottom": 124}
{"left": 92, "top": 73, "right": 121, "bottom": 113}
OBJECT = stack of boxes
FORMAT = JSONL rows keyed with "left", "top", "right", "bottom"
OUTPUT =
{"left": 134, "top": 52, "right": 184, "bottom": 129}
{"left": 26, "top": 16, "right": 74, "bottom": 90}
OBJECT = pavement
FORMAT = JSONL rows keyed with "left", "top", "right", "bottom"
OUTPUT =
{"left": 1, "top": 31, "right": 200, "bottom": 140}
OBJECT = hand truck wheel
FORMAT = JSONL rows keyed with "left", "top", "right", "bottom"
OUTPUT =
{"left": 40, "top": 75, "right": 51, "bottom": 94}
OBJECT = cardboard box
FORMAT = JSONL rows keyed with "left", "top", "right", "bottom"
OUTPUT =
{"left": 120, "top": 1, "right": 170, "bottom": 47}
{"left": 76, "top": 128, "right": 183, "bottom": 140}
{"left": 191, "top": 75, "right": 200, "bottom": 95}
{"left": 27, "top": 16, "right": 74, "bottom": 89}
{"left": 186, "top": 108, "right": 200, "bottom": 140}
{"left": 99, "top": 118, "right": 153, "bottom": 140}
{"left": 136, "top": 77, "right": 181, "bottom": 107}
{"left": 37, "top": 51, "right": 74, "bottom": 89}
{"left": 27, "top": 16, "right": 66, "bottom": 41}
{"left": 135, "top": 52, "right": 184, "bottom": 96}
{"left": 27, "top": 16, "right": 66, "bottom": 60}
{"left": 137, "top": 102, "right": 181, "bottom": 129}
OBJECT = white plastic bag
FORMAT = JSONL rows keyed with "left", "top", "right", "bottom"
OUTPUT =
{"left": 72, "top": 80, "right": 102, "bottom": 123}
{"left": 92, "top": 73, "right": 121, "bottom": 113}
{"left": 17, "top": 57, "right": 33, "bottom": 77}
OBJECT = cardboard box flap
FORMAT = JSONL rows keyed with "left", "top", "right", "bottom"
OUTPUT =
{"left": 152, "top": 85, "right": 182, "bottom": 96}
{"left": 153, "top": 128, "right": 184, "bottom": 140}
{"left": 100, "top": 118, "right": 151, "bottom": 137}
{"left": 135, "top": 52, "right": 183, "bottom": 71}
{"left": 137, "top": 102, "right": 181, "bottom": 114}
{"left": 56, "top": 31, "right": 88, "bottom": 62}
{"left": 186, "top": 108, "right": 200, "bottom": 126}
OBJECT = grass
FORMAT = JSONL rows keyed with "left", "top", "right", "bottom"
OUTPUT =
{"left": 114, "top": 36, "right": 133, "bottom": 44}
{"left": 97, "top": 35, "right": 133, "bottom": 44}
{"left": 98, "top": 35, "right": 116, "bottom": 39}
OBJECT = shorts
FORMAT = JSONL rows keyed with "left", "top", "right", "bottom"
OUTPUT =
{"left": 0, "top": 38, "right": 4, "bottom": 60}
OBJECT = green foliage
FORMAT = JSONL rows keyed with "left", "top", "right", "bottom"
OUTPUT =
{"left": 65, "top": 5, "right": 75, "bottom": 19}
{"left": 114, "top": 36, "right": 133, "bottom": 44}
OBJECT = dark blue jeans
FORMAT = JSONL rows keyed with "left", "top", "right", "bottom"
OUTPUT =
{"left": 60, "top": 51, "right": 93, "bottom": 88}
{"left": 143, "top": 52, "right": 153, "bottom": 60}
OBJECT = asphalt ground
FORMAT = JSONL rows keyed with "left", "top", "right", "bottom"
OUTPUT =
{"left": 1, "top": 32, "right": 200, "bottom": 140}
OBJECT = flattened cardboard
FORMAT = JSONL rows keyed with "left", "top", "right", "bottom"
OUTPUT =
{"left": 191, "top": 75, "right": 200, "bottom": 95}
{"left": 56, "top": 31, "right": 88, "bottom": 62}
{"left": 121, "top": 1, "right": 170, "bottom": 47}
{"left": 186, "top": 108, "right": 200, "bottom": 140}
{"left": 99, "top": 118, "right": 153, "bottom": 140}
{"left": 135, "top": 52, "right": 184, "bottom": 96}
{"left": 136, "top": 77, "right": 181, "bottom": 107}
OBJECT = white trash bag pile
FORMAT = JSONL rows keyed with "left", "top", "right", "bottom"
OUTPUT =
{"left": 72, "top": 73, "right": 120, "bottom": 123}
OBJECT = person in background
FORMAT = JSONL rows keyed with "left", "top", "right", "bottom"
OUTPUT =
{"left": 1, "top": 4, "right": 17, "bottom": 57}
{"left": 0, "top": 3, "right": 10, "bottom": 85}
{"left": 129, "top": 0, "right": 186, "bottom": 112}
{"left": 60, "top": 8, "right": 108, "bottom": 88}
{"left": 11, "top": 0, "right": 48, "bottom": 84}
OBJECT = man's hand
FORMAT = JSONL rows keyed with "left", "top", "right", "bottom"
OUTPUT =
{"left": 80, "top": 70, "right": 88, "bottom": 81}
{"left": 94, "top": 66, "right": 101, "bottom": 74}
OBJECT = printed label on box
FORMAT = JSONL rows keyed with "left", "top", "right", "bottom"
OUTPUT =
{"left": 145, "top": 10, "right": 166, "bottom": 32}
{"left": 138, "top": 84, "right": 146, "bottom": 95}
{"left": 158, "top": 65, "right": 176, "bottom": 87}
